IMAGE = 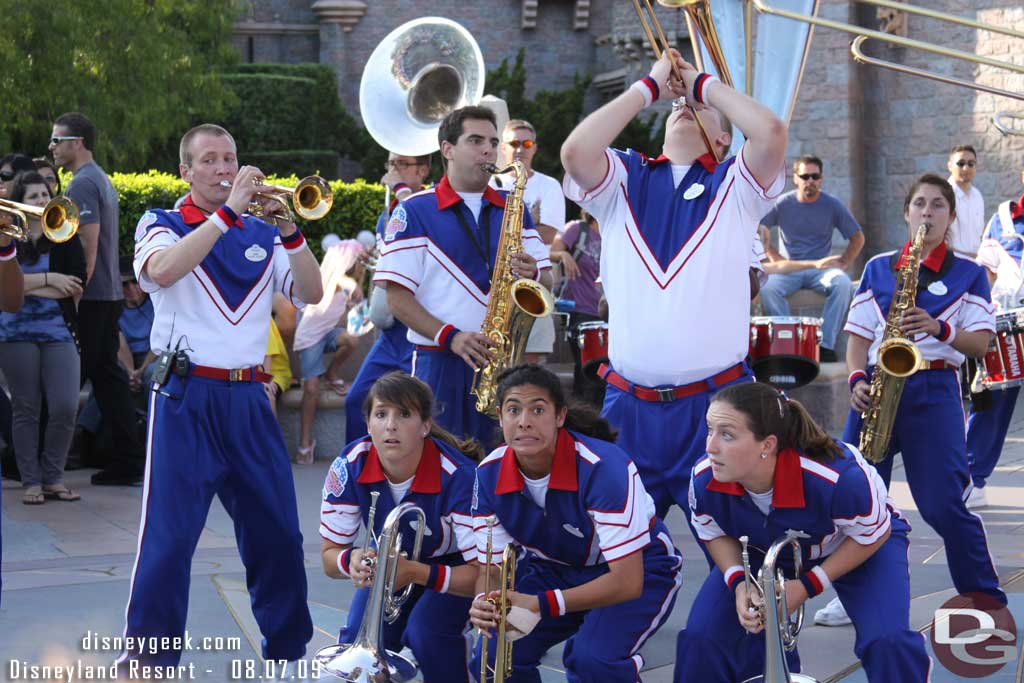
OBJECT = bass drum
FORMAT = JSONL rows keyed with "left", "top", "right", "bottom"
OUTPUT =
{"left": 748, "top": 316, "right": 822, "bottom": 389}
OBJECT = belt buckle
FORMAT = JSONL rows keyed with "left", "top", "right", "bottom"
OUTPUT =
{"left": 656, "top": 387, "right": 677, "bottom": 402}
{"left": 229, "top": 368, "right": 246, "bottom": 382}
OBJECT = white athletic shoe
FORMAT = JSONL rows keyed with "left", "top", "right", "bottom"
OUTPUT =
{"left": 814, "top": 596, "right": 852, "bottom": 626}
{"left": 966, "top": 487, "right": 989, "bottom": 510}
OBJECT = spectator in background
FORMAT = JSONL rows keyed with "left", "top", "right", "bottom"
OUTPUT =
{"left": 264, "top": 318, "right": 292, "bottom": 418}
{"left": 293, "top": 239, "right": 364, "bottom": 464}
{"left": 0, "top": 154, "right": 35, "bottom": 198}
{"left": 550, "top": 210, "right": 605, "bottom": 407}
{"left": 0, "top": 171, "right": 85, "bottom": 504}
{"left": 117, "top": 256, "right": 156, "bottom": 398}
{"left": 33, "top": 157, "right": 61, "bottom": 196}
{"left": 51, "top": 111, "right": 144, "bottom": 485}
{"left": 491, "top": 119, "right": 565, "bottom": 364}
{"left": 758, "top": 155, "right": 864, "bottom": 362}
{"left": 947, "top": 144, "right": 985, "bottom": 259}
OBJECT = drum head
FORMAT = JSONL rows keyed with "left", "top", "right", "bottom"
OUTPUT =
{"left": 751, "top": 355, "right": 820, "bottom": 389}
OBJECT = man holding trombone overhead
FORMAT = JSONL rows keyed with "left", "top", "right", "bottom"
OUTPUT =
{"left": 560, "top": 46, "right": 788, "bottom": 526}
{"left": 117, "top": 124, "right": 322, "bottom": 671}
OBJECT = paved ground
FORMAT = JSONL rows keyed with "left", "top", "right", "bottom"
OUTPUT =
{"left": 2, "top": 401, "right": 1023, "bottom": 682}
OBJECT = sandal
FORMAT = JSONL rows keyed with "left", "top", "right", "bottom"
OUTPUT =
{"left": 297, "top": 439, "right": 316, "bottom": 465}
{"left": 22, "top": 486, "right": 45, "bottom": 505}
{"left": 324, "top": 378, "right": 348, "bottom": 397}
{"left": 42, "top": 485, "right": 81, "bottom": 502}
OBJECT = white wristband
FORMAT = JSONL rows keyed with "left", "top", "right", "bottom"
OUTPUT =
{"left": 630, "top": 76, "right": 661, "bottom": 109}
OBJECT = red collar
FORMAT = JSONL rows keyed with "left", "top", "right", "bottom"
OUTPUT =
{"left": 706, "top": 448, "right": 806, "bottom": 508}
{"left": 177, "top": 194, "right": 243, "bottom": 228}
{"left": 495, "top": 429, "right": 578, "bottom": 494}
{"left": 896, "top": 239, "right": 946, "bottom": 273}
{"left": 434, "top": 175, "right": 507, "bottom": 211}
{"left": 356, "top": 438, "right": 442, "bottom": 494}
{"left": 1011, "top": 193, "right": 1024, "bottom": 220}
{"left": 645, "top": 152, "right": 719, "bottom": 173}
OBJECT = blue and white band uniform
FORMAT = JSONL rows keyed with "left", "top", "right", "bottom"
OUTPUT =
{"left": 133, "top": 196, "right": 305, "bottom": 363}
{"left": 472, "top": 429, "right": 683, "bottom": 682}
{"left": 677, "top": 443, "right": 931, "bottom": 682}
{"left": 844, "top": 241, "right": 995, "bottom": 368}
{"left": 562, "top": 147, "right": 784, "bottom": 387}
{"left": 373, "top": 176, "right": 551, "bottom": 347}
{"left": 320, "top": 436, "right": 477, "bottom": 683}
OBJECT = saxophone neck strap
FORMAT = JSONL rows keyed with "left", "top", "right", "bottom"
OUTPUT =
{"left": 452, "top": 202, "right": 494, "bottom": 280}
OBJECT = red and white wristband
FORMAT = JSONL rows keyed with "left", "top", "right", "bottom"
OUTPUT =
{"left": 692, "top": 73, "right": 720, "bottom": 105}
{"left": 848, "top": 370, "right": 868, "bottom": 393}
{"left": 934, "top": 319, "right": 956, "bottom": 344}
{"left": 799, "top": 565, "right": 832, "bottom": 599}
{"left": 426, "top": 564, "right": 452, "bottom": 594}
{"left": 724, "top": 565, "right": 745, "bottom": 592}
{"left": 0, "top": 242, "right": 16, "bottom": 261}
{"left": 209, "top": 204, "right": 240, "bottom": 235}
{"left": 537, "top": 589, "right": 566, "bottom": 619}
{"left": 434, "top": 323, "right": 459, "bottom": 352}
{"left": 280, "top": 229, "right": 306, "bottom": 255}
{"left": 631, "top": 76, "right": 661, "bottom": 108}
{"left": 336, "top": 548, "right": 353, "bottom": 578}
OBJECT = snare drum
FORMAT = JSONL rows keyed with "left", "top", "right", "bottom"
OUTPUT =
{"left": 981, "top": 308, "right": 1024, "bottom": 390}
{"left": 576, "top": 321, "right": 609, "bottom": 376}
{"left": 748, "top": 316, "right": 822, "bottom": 389}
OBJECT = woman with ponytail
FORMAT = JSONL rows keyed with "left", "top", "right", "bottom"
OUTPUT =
{"left": 469, "top": 364, "right": 682, "bottom": 682}
{"left": 674, "top": 381, "right": 929, "bottom": 683}
{"left": 319, "top": 371, "right": 482, "bottom": 682}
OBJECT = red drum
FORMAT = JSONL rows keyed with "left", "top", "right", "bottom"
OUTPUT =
{"left": 576, "top": 321, "right": 609, "bottom": 376}
{"left": 981, "top": 308, "right": 1024, "bottom": 390}
{"left": 748, "top": 316, "right": 822, "bottom": 389}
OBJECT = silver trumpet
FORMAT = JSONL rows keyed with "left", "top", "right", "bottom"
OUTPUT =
{"left": 740, "top": 531, "right": 820, "bottom": 683}
{"left": 315, "top": 500, "right": 427, "bottom": 682}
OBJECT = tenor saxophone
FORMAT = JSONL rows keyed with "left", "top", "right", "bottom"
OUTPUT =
{"left": 471, "top": 160, "right": 554, "bottom": 415}
{"left": 858, "top": 225, "right": 927, "bottom": 463}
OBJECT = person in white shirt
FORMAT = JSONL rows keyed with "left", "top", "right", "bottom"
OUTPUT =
{"left": 491, "top": 119, "right": 566, "bottom": 363}
{"left": 947, "top": 144, "right": 985, "bottom": 259}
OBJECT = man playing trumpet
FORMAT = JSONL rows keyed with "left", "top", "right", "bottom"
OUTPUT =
{"left": 118, "top": 123, "right": 321, "bottom": 670}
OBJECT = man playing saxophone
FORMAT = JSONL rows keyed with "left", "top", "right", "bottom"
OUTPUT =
{"left": 822, "top": 174, "right": 1005, "bottom": 626}
{"left": 375, "top": 106, "right": 552, "bottom": 447}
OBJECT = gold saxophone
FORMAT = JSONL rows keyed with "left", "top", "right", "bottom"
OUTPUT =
{"left": 471, "top": 160, "right": 554, "bottom": 415}
{"left": 858, "top": 225, "right": 927, "bottom": 463}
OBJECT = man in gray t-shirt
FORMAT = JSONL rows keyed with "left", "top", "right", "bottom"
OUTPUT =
{"left": 51, "top": 112, "right": 143, "bottom": 484}
{"left": 758, "top": 155, "right": 864, "bottom": 361}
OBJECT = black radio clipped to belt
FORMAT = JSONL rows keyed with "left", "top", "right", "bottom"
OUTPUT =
{"left": 152, "top": 344, "right": 191, "bottom": 394}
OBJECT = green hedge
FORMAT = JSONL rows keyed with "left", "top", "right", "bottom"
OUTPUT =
{"left": 220, "top": 74, "right": 321, "bottom": 150}
{"left": 243, "top": 150, "right": 341, "bottom": 179}
{"left": 111, "top": 171, "right": 385, "bottom": 259}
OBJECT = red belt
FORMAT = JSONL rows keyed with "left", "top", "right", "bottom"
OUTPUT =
{"left": 923, "top": 360, "right": 958, "bottom": 371}
{"left": 190, "top": 364, "right": 272, "bottom": 383}
{"left": 415, "top": 345, "right": 444, "bottom": 352}
{"left": 598, "top": 363, "right": 747, "bottom": 403}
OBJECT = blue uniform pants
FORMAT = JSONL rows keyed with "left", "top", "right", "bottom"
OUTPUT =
{"left": 675, "top": 528, "right": 930, "bottom": 682}
{"left": 344, "top": 325, "right": 414, "bottom": 442}
{"left": 842, "top": 369, "right": 1005, "bottom": 603}
{"left": 601, "top": 365, "right": 753, "bottom": 520}
{"left": 339, "top": 582, "right": 474, "bottom": 683}
{"left": 413, "top": 348, "right": 498, "bottom": 448}
{"left": 966, "top": 386, "right": 1019, "bottom": 489}
{"left": 118, "top": 374, "right": 313, "bottom": 665}
{"left": 472, "top": 543, "right": 682, "bottom": 683}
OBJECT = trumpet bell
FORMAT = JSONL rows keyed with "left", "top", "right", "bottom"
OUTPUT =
{"left": 42, "top": 196, "right": 80, "bottom": 243}
{"left": 293, "top": 176, "right": 333, "bottom": 221}
{"left": 314, "top": 643, "right": 417, "bottom": 683}
{"left": 359, "top": 17, "right": 485, "bottom": 156}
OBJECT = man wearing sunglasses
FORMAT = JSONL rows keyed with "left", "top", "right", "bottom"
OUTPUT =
{"left": 758, "top": 154, "right": 863, "bottom": 363}
{"left": 946, "top": 144, "right": 985, "bottom": 259}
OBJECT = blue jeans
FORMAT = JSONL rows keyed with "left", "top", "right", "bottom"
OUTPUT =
{"left": 759, "top": 268, "right": 853, "bottom": 350}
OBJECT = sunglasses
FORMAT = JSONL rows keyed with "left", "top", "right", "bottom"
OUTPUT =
{"left": 797, "top": 173, "right": 822, "bottom": 181}
{"left": 955, "top": 160, "right": 976, "bottom": 168}
{"left": 505, "top": 139, "right": 536, "bottom": 150}
{"left": 0, "top": 171, "right": 15, "bottom": 182}
{"left": 384, "top": 160, "right": 423, "bottom": 170}
{"left": 49, "top": 136, "right": 83, "bottom": 145}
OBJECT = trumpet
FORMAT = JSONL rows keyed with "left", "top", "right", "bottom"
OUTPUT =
{"left": 0, "top": 196, "right": 79, "bottom": 243}
{"left": 480, "top": 516, "right": 517, "bottom": 683}
{"left": 218, "top": 174, "right": 333, "bottom": 222}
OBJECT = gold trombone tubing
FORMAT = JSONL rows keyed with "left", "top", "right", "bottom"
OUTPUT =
{"left": 750, "top": 0, "right": 1024, "bottom": 102}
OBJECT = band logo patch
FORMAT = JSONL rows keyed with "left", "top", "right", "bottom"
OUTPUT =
{"left": 384, "top": 206, "right": 408, "bottom": 242}
{"left": 324, "top": 459, "right": 347, "bottom": 498}
{"left": 135, "top": 211, "right": 158, "bottom": 241}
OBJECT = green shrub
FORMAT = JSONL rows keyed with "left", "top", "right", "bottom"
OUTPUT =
{"left": 243, "top": 150, "right": 341, "bottom": 179}
{"left": 111, "top": 171, "right": 385, "bottom": 259}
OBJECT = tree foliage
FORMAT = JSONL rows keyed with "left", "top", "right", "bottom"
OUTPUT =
{"left": 0, "top": 0, "right": 241, "bottom": 170}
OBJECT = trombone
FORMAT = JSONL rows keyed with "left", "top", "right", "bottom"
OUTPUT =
{"left": 0, "top": 196, "right": 80, "bottom": 243}
{"left": 219, "top": 174, "right": 333, "bottom": 222}
{"left": 750, "top": 0, "right": 1024, "bottom": 102}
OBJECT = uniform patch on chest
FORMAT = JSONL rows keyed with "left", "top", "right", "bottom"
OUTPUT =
{"left": 927, "top": 280, "right": 948, "bottom": 296}
{"left": 683, "top": 183, "right": 705, "bottom": 200}
{"left": 562, "top": 523, "right": 584, "bottom": 538}
{"left": 244, "top": 244, "right": 268, "bottom": 263}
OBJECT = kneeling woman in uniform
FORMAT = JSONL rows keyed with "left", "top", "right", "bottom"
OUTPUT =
{"left": 320, "top": 371, "right": 482, "bottom": 682}
{"left": 676, "top": 381, "right": 930, "bottom": 682}
{"left": 469, "top": 364, "right": 682, "bottom": 683}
